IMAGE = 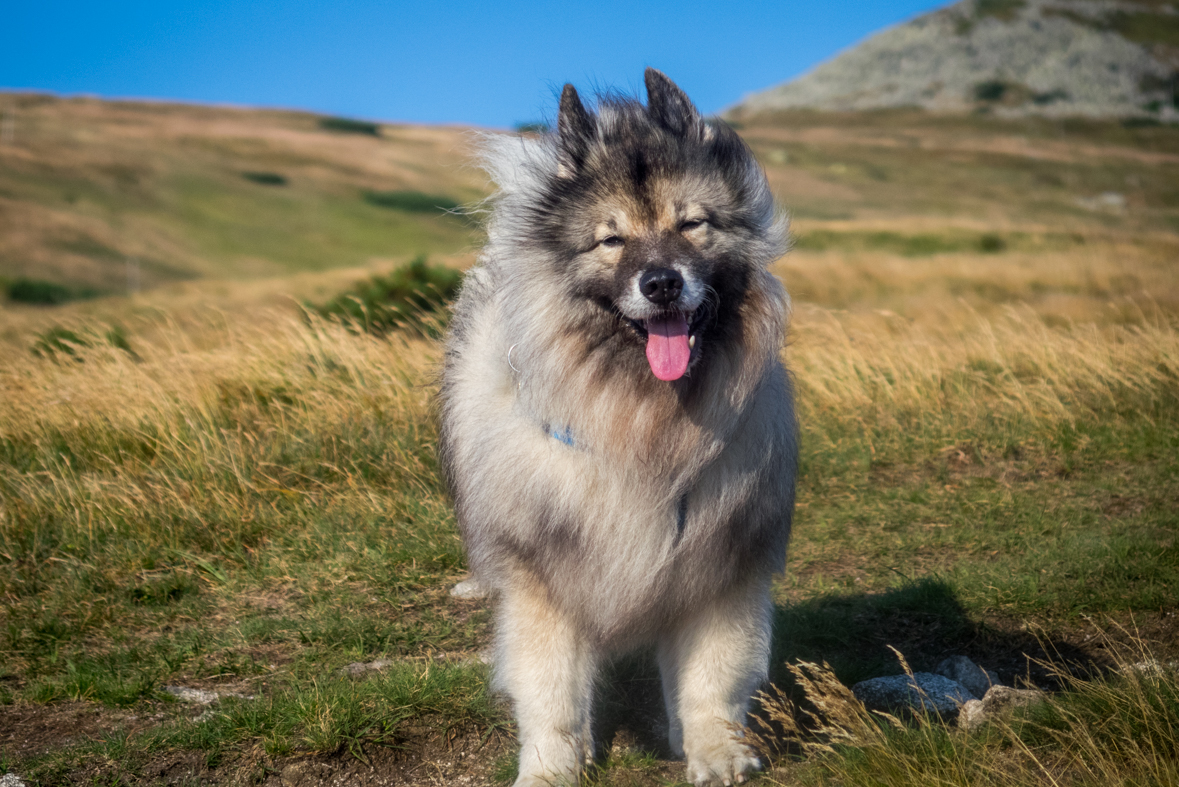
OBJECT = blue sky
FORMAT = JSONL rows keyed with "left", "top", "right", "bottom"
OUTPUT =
{"left": 2, "top": 1, "right": 946, "bottom": 128}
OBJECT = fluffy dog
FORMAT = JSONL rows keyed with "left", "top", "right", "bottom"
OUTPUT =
{"left": 439, "top": 69, "right": 797, "bottom": 786}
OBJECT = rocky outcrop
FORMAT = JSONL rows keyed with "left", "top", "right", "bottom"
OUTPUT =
{"left": 851, "top": 655, "right": 1047, "bottom": 729}
{"left": 730, "top": 0, "right": 1179, "bottom": 121}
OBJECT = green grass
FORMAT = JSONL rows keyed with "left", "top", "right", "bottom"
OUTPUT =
{"left": 792, "top": 229, "right": 1011, "bottom": 256}
{"left": 308, "top": 254, "right": 464, "bottom": 335}
{"left": 161, "top": 174, "right": 471, "bottom": 275}
{"left": 29, "top": 324, "right": 135, "bottom": 359}
{"left": 1108, "top": 11, "right": 1179, "bottom": 48}
{"left": 4, "top": 277, "right": 100, "bottom": 305}
{"left": 21, "top": 663, "right": 496, "bottom": 782}
{"left": 318, "top": 117, "right": 381, "bottom": 136}
{"left": 363, "top": 189, "right": 462, "bottom": 213}
{"left": 240, "top": 171, "right": 288, "bottom": 186}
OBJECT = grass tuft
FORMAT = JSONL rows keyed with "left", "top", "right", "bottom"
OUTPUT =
{"left": 241, "top": 171, "right": 287, "bottom": 186}
{"left": 30, "top": 324, "right": 136, "bottom": 360}
{"left": 362, "top": 189, "right": 461, "bottom": 213}
{"left": 5, "top": 277, "right": 99, "bottom": 305}
{"left": 307, "top": 254, "right": 463, "bottom": 336}
{"left": 318, "top": 117, "right": 381, "bottom": 136}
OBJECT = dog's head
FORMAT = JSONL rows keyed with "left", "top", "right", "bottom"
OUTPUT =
{"left": 487, "top": 69, "right": 785, "bottom": 383}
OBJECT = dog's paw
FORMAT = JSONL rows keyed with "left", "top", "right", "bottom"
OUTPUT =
{"left": 449, "top": 576, "right": 489, "bottom": 599}
{"left": 513, "top": 770, "right": 580, "bottom": 787}
{"left": 686, "top": 741, "right": 761, "bottom": 787}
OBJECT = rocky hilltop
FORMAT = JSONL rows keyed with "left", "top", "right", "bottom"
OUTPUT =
{"left": 730, "top": 0, "right": 1179, "bottom": 120}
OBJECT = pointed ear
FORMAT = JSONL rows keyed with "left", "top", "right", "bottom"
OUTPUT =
{"left": 644, "top": 68, "right": 701, "bottom": 136}
{"left": 557, "top": 83, "right": 594, "bottom": 176}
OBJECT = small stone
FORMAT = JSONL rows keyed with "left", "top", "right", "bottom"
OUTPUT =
{"left": 981, "top": 685, "right": 1045, "bottom": 714}
{"left": 1076, "top": 192, "right": 1127, "bottom": 212}
{"left": 1, "top": 774, "right": 27, "bottom": 787}
{"left": 163, "top": 686, "right": 222, "bottom": 705}
{"left": 957, "top": 686, "right": 1047, "bottom": 731}
{"left": 450, "top": 577, "right": 489, "bottom": 599}
{"left": 341, "top": 658, "right": 396, "bottom": 676}
{"left": 852, "top": 673, "right": 972, "bottom": 716}
{"left": 1098, "top": 191, "right": 1126, "bottom": 208}
{"left": 936, "top": 656, "right": 1001, "bottom": 699}
{"left": 280, "top": 762, "right": 331, "bottom": 782}
{"left": 163, "top": 685, "right": 252, "bottom": 704}
{"left": 1122, "top": 660, "right": 1179, "bottom": 677}
{"left": 958, "top": 699, "right": 986, "bottom": 731}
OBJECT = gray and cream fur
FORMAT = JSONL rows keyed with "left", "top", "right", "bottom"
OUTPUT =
{"left": 439, "top": 69, "right": 797, "bottom": 787}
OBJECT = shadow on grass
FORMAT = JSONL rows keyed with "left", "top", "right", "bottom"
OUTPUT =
{"left": 773, "top": 576, "right": 976, "bottom": 687}
{"left": 773, "top": 577, "right": 1115, "bottom": 691}
{"left": 591, "top": 577, "right": 1114, "bottom": 760}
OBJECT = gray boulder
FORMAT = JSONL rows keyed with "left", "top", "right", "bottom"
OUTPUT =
{"left": 852, "top": 672, "right": 973, "bottom": 716}
{"left": 936, "top": 655, "right": 1001, "bottom": 699}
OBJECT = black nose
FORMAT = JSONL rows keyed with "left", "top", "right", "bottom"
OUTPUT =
{"left": 639, "top": 268, "right": 684, "bottom": 306}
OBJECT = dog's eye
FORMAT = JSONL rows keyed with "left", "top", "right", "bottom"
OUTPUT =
{"left": 679, "top": 219, "right": 706, "bottom": 232}
{"left": 599, "top": 236, "right": 624, "bottom": 248}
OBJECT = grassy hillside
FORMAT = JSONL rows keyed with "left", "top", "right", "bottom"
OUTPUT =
{"left": 0, "top": 93, "right": 483, "bottom": 296}
{"left": 0, "top": 100, "right": 1176, "bottom": 786}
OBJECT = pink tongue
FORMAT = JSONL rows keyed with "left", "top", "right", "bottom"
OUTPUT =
{"left": 645, "top": 315, "right": 691, "bottom": 381}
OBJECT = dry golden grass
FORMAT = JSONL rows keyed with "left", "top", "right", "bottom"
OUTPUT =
{"left": 2, "top": 234, "right": 1173, "bottom": 569}
{"left": 790, "top": 301, "right": 1177, "bottom": 433}
{"left": 4, "top": 245, "right": 1172, "bottom": 454}
{"left": 752, "top": 629, "right": 1179, "bottom": 787}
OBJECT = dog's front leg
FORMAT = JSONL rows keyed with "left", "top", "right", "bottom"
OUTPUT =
{"left": 657, "top": 579, "right": 772, "bottom": 787}
{"left": 497, "top": 579, "right": 596, "bottom": 786}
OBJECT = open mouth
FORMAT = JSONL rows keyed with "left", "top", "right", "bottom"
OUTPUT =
{"left": 626, "top": 309, "right": 706, "bottom": 382}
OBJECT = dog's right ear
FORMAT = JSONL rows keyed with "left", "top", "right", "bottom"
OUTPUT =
{"left": 557, "top": 83, "right": 594, "bottom": 178}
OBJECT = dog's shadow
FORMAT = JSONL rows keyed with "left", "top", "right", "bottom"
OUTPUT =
{"left": 592, "top": 577, "right": 1110, "bottom": 760}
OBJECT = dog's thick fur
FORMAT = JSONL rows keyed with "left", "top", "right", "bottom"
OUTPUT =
{"left": 439, "top": 70, "right": 797, "bottom": 787}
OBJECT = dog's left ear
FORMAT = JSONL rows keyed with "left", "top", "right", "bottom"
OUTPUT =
{"left": 645, "top": 68, "right": 709, "bottom": 139}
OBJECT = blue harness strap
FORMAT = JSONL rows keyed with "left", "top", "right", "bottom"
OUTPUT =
{"left": 548, "top": 424, "right": 576, "bottom": 447}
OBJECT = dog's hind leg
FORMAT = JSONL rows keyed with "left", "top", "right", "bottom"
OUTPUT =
{"left": 657, "top": 578, "right": 772, "bottom": 787}
{"left": 497, "top": 576, "right": 596, "bottom": 786}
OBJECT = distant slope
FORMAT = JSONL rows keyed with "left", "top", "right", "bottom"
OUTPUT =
{"left": 0, "top": 94, "right": 484, "bottom": 295}
{"left": 730, "top": 0, "right": 1179, "bottom": 121}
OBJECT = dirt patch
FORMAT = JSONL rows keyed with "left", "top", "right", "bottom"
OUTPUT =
{"left": 253, "top": 726, "right": 508, "bottom": 787}
{"left": 4, "top": 709, "right": 513, "bottom": 787}
{"left": 1102, "top": 492, "right": 1148, "bottom": 518}
{"left": 0, "top": 701, "right": 144, "bottom": 756}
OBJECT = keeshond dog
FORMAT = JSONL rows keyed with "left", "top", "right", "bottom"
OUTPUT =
{"left": 439, "top": 69, "right": 797, "bottom": 787}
